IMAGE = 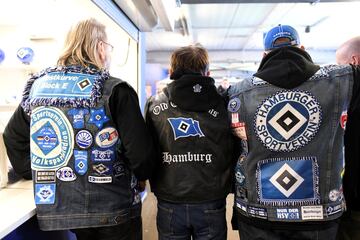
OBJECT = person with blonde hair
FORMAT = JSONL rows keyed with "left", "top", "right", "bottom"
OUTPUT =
{"left": 3, "top": 18, "right": 154, "bottom": 240}
{"left": 145, "top": 44, "right": 234, "bottom": 239}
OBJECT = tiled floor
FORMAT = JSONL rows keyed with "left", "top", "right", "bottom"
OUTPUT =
{"left": 142, "top": 190, "right": 239, "bottom": 240}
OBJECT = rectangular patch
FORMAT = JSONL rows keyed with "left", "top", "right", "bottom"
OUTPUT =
{"left": 301, "top": 206, "right": 323, "bottom": 220}
{"left": 325, "top": 204, "right": 343, "bottom": 216}
{"left": 88, "top": 175, "right": 112, "bottom": 183}
{"left": 257, "top": 157, "right": 319, "bottom": 206}
{"left": 248, "top": 206, "right": 268, "bottom": 219}
{"left": 236, "top": 201, "right": 247, "bottom": 213}
{"left": 276, "top": 208, "right": 300, "bottom": 220}
{"left": 29, "top": 72, "right": 96, "bottom": 99}
{"left": 35, "top": 184, "right": 56, "bottom": 204}
{"left": 35, "top": 171, "right": 56, "bottom": 183}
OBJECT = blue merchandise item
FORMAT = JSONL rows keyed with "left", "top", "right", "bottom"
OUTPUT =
{"left": 17, "top": 47, "right": 34, "bottom": 64}
{"left": 67, "top": 108, "right": 89, "bottom": 129}
{"left": 0, "top": 48, "right": 5, "bottom": 63}
{"left": 264, "top": 24, "right": 300, "bottom": 51}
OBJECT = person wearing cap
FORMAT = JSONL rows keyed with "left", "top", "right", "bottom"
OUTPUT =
{"left": 145, "top": 44, "right": 234, "bottom": 239}
{"left": 335, "top": 36, "right": 360, "bottom": 240}
{"left": 228, "top": 24, "right": 360, "bottom": 240}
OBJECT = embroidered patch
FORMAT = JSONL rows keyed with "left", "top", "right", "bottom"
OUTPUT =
{"left": 276, "top": 208, "right": 300, "bottom": 220}
{"left": 193, "top": 84, "right": 202, "bottom": 93}
{"left": 74, "top": 150, "right": 88, "bottom": 175}
{"left": 29, "top": 72, "right": 95, "bottom": 99}
{"left": 30, "top": 107, "right": 74, "bottom": 170}
{"left": 67, "top": 108, "right": 89, "bottom": 129}
{"left": 95, "top": 127, "right": 119, "bottom": 148}
{"left": 235, "top": 163, "right": 246, "bottom": 186}
{"left": 228, "top": 98, "right": 241, "bottom": 113}
{"left": 257, "top": 157, "right": 320, "bottom": 206}
{"left": 88, "top": 175, "right": 112, "bottom": 183}
{"left": 255, "top": 90, "right": 322, "bottom": 152}
{"left": 35, "top": 171, "right": 56, "bottom": 183}
{"left": 56, "top": 167, "right": 76, "bottom": 181}
{"left": 329, "top": 189, "right": 342, "bottom": 202}
{"left": 88, "top": 107, "right": 109, "bottom": 128}
{"left": 168, "top": 117, "right": 205, "bottom": 140}
{"left": 113, "top": 162, "right": 125, "bottom": 177}
{"left": 301, "top": 206, "right": 323, "bottom": 220}
{"left": 75, "top": 130, "right": 93, "bottom": 149}
{"left": 232, "top": 122, "right": 247, "bottom": 140}
{"left": 326, "top": 204, "right": 342, "bottom": 216}
{"left": 91, "top": 147, "right": 115, "bottom": 162}
{"left": 35, "top": 184, "right": 56, "bottom": 204}
{"left": 92, "top": 163, "right": 112, "bottom": 175}
{"left": 236, "top": 200, "right": 247, "bottom": 213}
{"left": 236, "top": 186, "right": 248, "bottom": 201}
{"left": 340, "top": 110, "right": 347, "bottom": 130}
{"left": 152, "top": 103, "right": 168, "bottom": 115}
{"left": 248, "top": 206, "right": 268, "bottom": 219}
{"left": 251, "top": 76, "right": 267, "bottom": 86}
{"left": 231, "top": 113, "right": 239, "bottom": 127}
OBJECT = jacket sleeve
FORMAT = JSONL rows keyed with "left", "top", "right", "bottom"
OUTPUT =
{"left": 3, "top": 104, "right": 32, "bottom": 180}
{"left": 109, "top": 84, "right": 155, "bottom": 181}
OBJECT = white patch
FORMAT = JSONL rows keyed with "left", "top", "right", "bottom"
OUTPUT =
{"left": 329, "top": 189, "right": 341, "bottom": 202}
{"left": 193, "top": 84, "right": 202, "bottom": 93}
{"left": 56, "top": 167, "right": 77, "bottom": 181}
{"left": 95, "top": 127, "right": 118, "bottom": 148}
{"left": 301, "top": 206, "right": 323, "bottom": 220}
{"left": 88, "top": 176, "right": 112, "bottom": 183}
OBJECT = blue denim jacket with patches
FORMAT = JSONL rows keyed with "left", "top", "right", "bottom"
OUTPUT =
{"left": 21, "top": 66, "right": 141, "bottom": 230}
{"left": 228, "top": 65, "right": 353, "bottom": 223}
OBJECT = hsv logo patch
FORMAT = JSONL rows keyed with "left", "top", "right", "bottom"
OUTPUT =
{"left": 276, "top": 208, "right": 300, "bottom": 220}
{"left": 35, "top": 171, "right": 56, "bottom": 183}
{"left": 56, "top": 167, "right": 76, "bottom": 181}
{"left": 92, "top": 163, "right": 112, "bottom": 175}
{"left": 91, "top": 147, "right": 115, "bottom": 162}
{"left": 88, "top": 107, "right": 109, "bottom": 129}
{"left": 113, "top": 162, "right": 125, "bottom": 177}
{"left": 228, "top": 98, "right": 241, "bottom": 113}
{"left": 35, "top": 184, "right": 56, "bottom": 204}
{"left": 257, "top": 157, "right": 320, "bottom": 206}
{"left": 95, "top": 127, "right": 119, "bottom": 148}
{"left": 74, "top": 150, "right": 88, "bottom": 175}
{"left": 326, "top": 204, "right": 342, "bottom": 216}
{"left": 76, "top": 130, "right": 93, "bottom": 149}
{"left": 255, "top": 91, "right": 322, "bottom": 152}
{"left": 29, "top": 72, "right": 95, "bottom": 99}
{"left": 168, "top": 117, "right": 205, "bottom": 140}
{"left": 67, "top": 108, "right": 89, "bottom": 129}
{"left": 30, "top": 107, "right": 74, "bottom": 170}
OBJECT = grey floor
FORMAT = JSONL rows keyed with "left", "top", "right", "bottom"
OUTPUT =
{"left": 142, "top": 190, "right": 239, "bottom": 240}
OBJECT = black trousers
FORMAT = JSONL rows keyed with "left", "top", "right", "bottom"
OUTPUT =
{"left": 237, "top": 220, "right": 339, "bottom": 240}
{"left": 71, "top": 216, "right": 142, "bottom": 240}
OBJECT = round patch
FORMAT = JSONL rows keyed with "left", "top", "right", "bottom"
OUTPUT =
{"left": 228, "top": 98, "right": 241, "bottom": 112}
{"left": 255, "top": 90, "right": 322, "bottom": 152}
{"left": 76, "top": 130, "right": 93, "bottom": 149}
{"left": 56, "top": 167, "right": 77, "bottom": 181}
{"left": 95, "top": 127, "right": 119, "bottom": 148}
{"left": 329, "top": 189, "right": 341, "bottom": 202}
{"left": 31, "top": 107, "right": 74, "bottom": 170}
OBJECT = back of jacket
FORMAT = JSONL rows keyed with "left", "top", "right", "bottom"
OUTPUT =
{"left": 20, "top": 66, "right": 141, "bottom": 230}
{"left": 229, "top": 63, "right": 353, "bottom": 224}
{"left": 146, "top": 74, "right": 234, "bottom": 203}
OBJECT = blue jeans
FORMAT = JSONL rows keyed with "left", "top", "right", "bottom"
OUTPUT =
{"left": 156, "top": 199, "right": 227, "bottom": 240}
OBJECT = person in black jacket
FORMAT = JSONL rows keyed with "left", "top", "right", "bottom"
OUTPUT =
{"left": 336, "top": 36, "right": 360, "bottom": 240}
{"left": 145, "top": 44, "right": 234, "bottom": 240}
{"left": 3, "top": 18, "right": 154, "bottom": 240}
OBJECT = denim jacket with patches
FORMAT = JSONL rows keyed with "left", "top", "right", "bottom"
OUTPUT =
{"left": 21, "top": 66, "right": 141, "bottom": 230}
{"left": 228, "top": 65, "right": 353, "bottom": 223}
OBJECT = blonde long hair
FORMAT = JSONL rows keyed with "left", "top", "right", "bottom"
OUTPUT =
{"left": 57, "top": 18, "right": 107, "bottom": 69}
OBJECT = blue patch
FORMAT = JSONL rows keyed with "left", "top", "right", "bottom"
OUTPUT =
{"left": 228, "top": 98, "right": 241, "bottom": 112}
{"left": 88, "top": 107, "right": 109, "bottom": 128}
{"left": 76, "top": 130, "right": 93, "bottom": 149}
{"left": 257, "top": 157, "right": 320, "bottom": 206}
{"left": 74, "top": 150, "right": 88, "bottom": 175}
{"left": 168, "top": 117, "right": 205, "bottom": 140}
{"left": 248, "top": 206, "right": 268, "bottom": 219}
{"left": 35, "top": 184, "right": 56, "bottom": 204}
{"left": 31, "top": 107, "right": 74, "bottom": 170}
{"left": 92, "top": 163, "right": 113, "bottom": 175}
{"left": 29, "top": 72, "right": 95, "bottom": 99}
{"left": 31, "top": 122, "right": 59, "bottom": 155}
{"left": 56, "top": 167, "right": 77, "bottom": 181}
{"left": 255, "top": 90, "right": 322, "bottom": 152}
{"left": 67, "top": 108, "right": 89, "bottom": 129}
{"left": 95, "top": 127, "right": 119, "bottom": 148}
{"left": 91, "top": 147, "right": 116, "bottom": 162}
{"left": 276, "top": 208, "right": 300, "bottom": 220}
{"left": 235, "top": 200, "right": 247, "bottom": 213}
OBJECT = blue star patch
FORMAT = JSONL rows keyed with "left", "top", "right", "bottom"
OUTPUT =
{"left": 88, "top": 107, "right": 109, "bottom": 128}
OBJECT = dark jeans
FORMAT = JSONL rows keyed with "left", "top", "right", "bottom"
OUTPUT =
{"left": 156, "top": 199, "right": 227, "bottom": 240}
{"left": 71, "top": 216, "right": 142, "bottom": 240}
{"left": 238, "top": 220, "right": 339, "bottom": 240}
{"left": 336, "top": 210, "right": 360, "bottom": 240}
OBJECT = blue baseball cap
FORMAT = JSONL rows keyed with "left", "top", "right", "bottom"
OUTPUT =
{"left": 263, "top": 24, "right": 300, "bottom": 51}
